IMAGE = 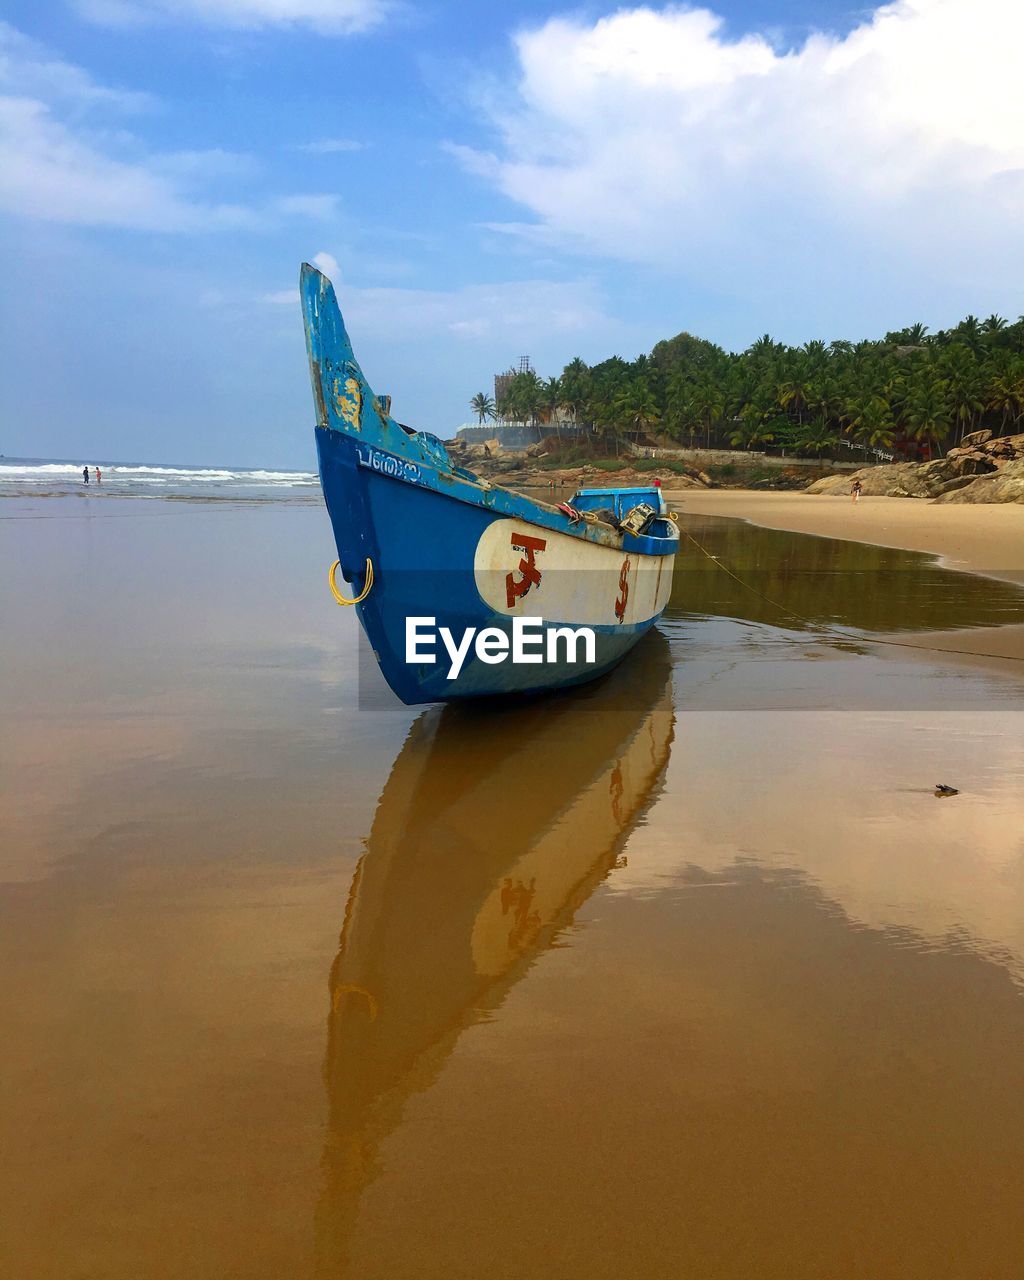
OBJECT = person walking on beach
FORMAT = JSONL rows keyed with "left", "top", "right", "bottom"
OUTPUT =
{"left": 851, "top": 478, "right": 862, "bottom": 503}
{"left": 82, "top": 466, "right": 89, "bottom": 484}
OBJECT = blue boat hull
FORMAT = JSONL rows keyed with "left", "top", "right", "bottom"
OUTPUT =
{"left": 303, "top": 263, "right": 678, "bottom": 705}
{"left": 318, "top": 428, "right": 666, "bottom": 703}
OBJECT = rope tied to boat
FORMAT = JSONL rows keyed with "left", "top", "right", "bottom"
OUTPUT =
{"left": 329, "top": 557, "right": 374, "bottom": 606}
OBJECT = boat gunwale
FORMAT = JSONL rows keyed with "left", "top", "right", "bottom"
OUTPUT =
{"left": 320, "top": 426, "right": 679, "bottom": 560}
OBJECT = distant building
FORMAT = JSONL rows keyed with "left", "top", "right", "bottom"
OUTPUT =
{"left": 494, "top": 356, "right": 533, "bottom": 406}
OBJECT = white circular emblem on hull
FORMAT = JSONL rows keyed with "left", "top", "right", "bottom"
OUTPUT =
{"left": 473, "top": 518, "right": 674, "bottom": 626}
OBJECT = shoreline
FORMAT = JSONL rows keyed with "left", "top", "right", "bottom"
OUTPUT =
{"left": 664, "top": 490, "right": 1024, "bottom": 676}
{"left": 665, "top": 490, "right": 1024, "bottom": 586}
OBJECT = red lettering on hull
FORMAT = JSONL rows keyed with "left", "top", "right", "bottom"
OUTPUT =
{"left": 506, "top": 532, "right": 547, "bottom": 607}
{"left": 614, "top": 556, "right": 631, "bottom": 622}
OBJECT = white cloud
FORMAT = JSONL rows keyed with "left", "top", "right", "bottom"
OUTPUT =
{"left": 0, "top": 23, "right": 340, "bottom": 233}
{"left": 454, "top": 1, "right": 1024, "bottom": 313}
{"left": 342, "top": 279, "right": 611, "bottom": 343}
{"left": 298, "top": 138, "right": 364, "bottom": 154}
{"left": 254, "top": 276, "right": 612, "bottom": 341}
{"left": 0, "top": 22, "right": 250, "bottom": 230}
{"left": 312, "top": 251, "right": 340, "bottom": 278}
{"left": 0, "top": 20, "right": 151, "bottom": 111}
{"left": 74, "top": 0, "right": 391, "bottom": 35}
{"left": 151, "top": 148, "right": 258, "bottom": 180}
{"left": 0, "top": 95, "right": 256, "bottom": 230}
{"left": 275, "top": 193, "right": 340, "bottom": 219}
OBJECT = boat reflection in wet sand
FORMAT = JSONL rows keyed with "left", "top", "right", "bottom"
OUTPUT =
{"left": 316, "top": 632, "right": 674, "bottom": 1271}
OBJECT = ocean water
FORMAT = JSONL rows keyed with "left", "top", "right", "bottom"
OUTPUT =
{"left": 0, "top": 455, "right": 319, "bottom": 499}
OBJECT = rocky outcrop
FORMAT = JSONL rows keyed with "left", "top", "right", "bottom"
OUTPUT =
{"left": 934, "top": 459, "right": 1024, "bottom": 504}
{"left": 805, "top": 431, "right": 1024, "bottom": 503}
{"left": 447, "top": 441, "right": 716, "bottom": 491}
{"left": 804, "top": 463, "right": 946, "bottom": 498}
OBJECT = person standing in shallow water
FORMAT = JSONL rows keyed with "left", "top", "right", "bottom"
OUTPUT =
{"left": 82, "top": 466, "right": 89, "bottom": 484}
{"left": 95, "top": 466, "right": 102, "bottom": 482}
{"left": 851, "top": 478, "right": 862, "bottom": 503}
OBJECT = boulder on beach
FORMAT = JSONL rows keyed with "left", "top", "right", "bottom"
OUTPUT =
{"left": 804, "top": 430, "right": 1024, "bottom": 502}
{"left": 805, "top": 463, "right": 926, "bottom": 497}
{"left": 933, "top": 459, "right": 1024, "bottom": 504}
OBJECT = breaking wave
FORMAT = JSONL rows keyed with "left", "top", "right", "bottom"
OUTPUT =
{"left": 0, "top": 460, "right": 319, "bottom": 492}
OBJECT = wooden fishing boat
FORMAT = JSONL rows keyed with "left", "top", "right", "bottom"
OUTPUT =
{"left": 301, "top": 262, "right": 678, "bottom": 704}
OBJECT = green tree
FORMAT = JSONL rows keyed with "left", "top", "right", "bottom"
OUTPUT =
{"left": 848, "top": 398, "right": 896, "bottom": 457}
{"left": 728, "top": 409, "right": 775, "bottom": 450}
{"left": 613, "top": 377, "right": 661, "bottom": 443}
{"left": 559, "top": 358, "right": 591, "bottom": 428}
{"left": 793, "top": 420, "right": 838, "bottom": 456}
{"left": 469, "top": 392, "right": 495, "bottom": 424}
{"left": 987, "top": 368, "right": 1023, "bottom": 428}
{"left": 904, "top": 378, "right": 953, "bottom": 450}
{"left": 691, "top": 372, "right": 725, "bottom": 449}
{"left": 542, "top": 376, "right": 563, "bottom": 437}
{"left": 941, "top": 350, "right": 984, "bottom": 443}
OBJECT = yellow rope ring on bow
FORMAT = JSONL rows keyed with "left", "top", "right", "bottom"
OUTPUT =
{"left": 329, "top": 557, "right": 374, "bottom": 606}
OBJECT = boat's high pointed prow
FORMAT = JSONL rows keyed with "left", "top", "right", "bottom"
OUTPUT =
{"left": 301, "top": 261, "right": 678, "bottom": 704}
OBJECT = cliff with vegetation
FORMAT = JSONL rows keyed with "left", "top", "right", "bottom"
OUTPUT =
{"left": 469, "top": 314, "right": 1024, "bottom": 462}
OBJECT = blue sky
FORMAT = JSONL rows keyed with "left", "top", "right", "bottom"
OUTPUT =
{"left": 1, "top": 0, "right": 1021, "bottom": 467}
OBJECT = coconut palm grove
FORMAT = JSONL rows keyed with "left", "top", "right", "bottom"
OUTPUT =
{"left": 470, "top": 313, "right": 1024, "bottom": 459}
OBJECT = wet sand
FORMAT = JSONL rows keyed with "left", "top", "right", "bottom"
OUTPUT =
{"left": 668, "top": 489, "right": 1024, "bottom": 672}
{"left": 3, "top": 494, "right": 1024, "bottom": 1279}
{"left": 668, "top": 489, "right": 1024, "bottom": 581}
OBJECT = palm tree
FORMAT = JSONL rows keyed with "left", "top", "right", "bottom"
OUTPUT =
{"left": 802, "top": 340, "right": 828, "bottom": 369}
{"left": 502, "top": 305, "right": 1023, "bottom": 467}
{"left": 542, "top": 376, "right": 563, "bottom": 438}
{"left": 954, "top": 315, "right": 983, "bottom": 355}
{"left": 728, "top": 402, "right": 775, "bottom": 450}
{"left": 777, "top": 365, "right": 813, "bottom": 424}
{"left": 516, "top": 370, "right": 544, "bottom": 427}
{"left": 848, "top": 398, "right": 896, "bottom": 456}
{"left": 905, "top": 378, "right": 953, "bottom": 452}
{"left": 793, "top": 420, "right": 837, "bottom": 457}
{"left": 941, "top": 351, "right": 984, "bottom": 443}
{"left": 746, "top": 334, "right": 778, "bottom": 361}
{"left": 987, "top": 371, "right": 1022, "bottom": 428}
{"left": 691, "top": 373, "right": 725, "bottom": 449}
{"left": 560, "top": 358, "right": 590, "bottom": 428}
{"left": 469, "top": 392, "right": 495, "bottom": 425}
{"left": 613, "top": 378, "right": 661, "bottom": 443}
{"left": 729, "top": 421, "right": 772, "bottom": 450}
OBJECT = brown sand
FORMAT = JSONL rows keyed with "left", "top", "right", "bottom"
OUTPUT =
{"left": 5, "top": 497, "right": 1024, "bottom": 1279}
{"left": 666, "top": 489, "right": 1024, "bottom": 671}
{"left": 666, "top": 490, "right": 1023, "bottom": 580}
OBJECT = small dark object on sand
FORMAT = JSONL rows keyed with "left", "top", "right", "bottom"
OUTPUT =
{"left": 934, "top": 784, "right": 959, "bottom": 797}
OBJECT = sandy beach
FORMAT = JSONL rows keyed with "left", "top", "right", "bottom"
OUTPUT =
{"left": 666, "top": 489, "right": 1024, "bottom": 582}
{"left": 4, "top": 490, "right": 1024, "bottom": 1280}
{"left": 665, "top": 489, "right": 1024, "bottom": 673}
